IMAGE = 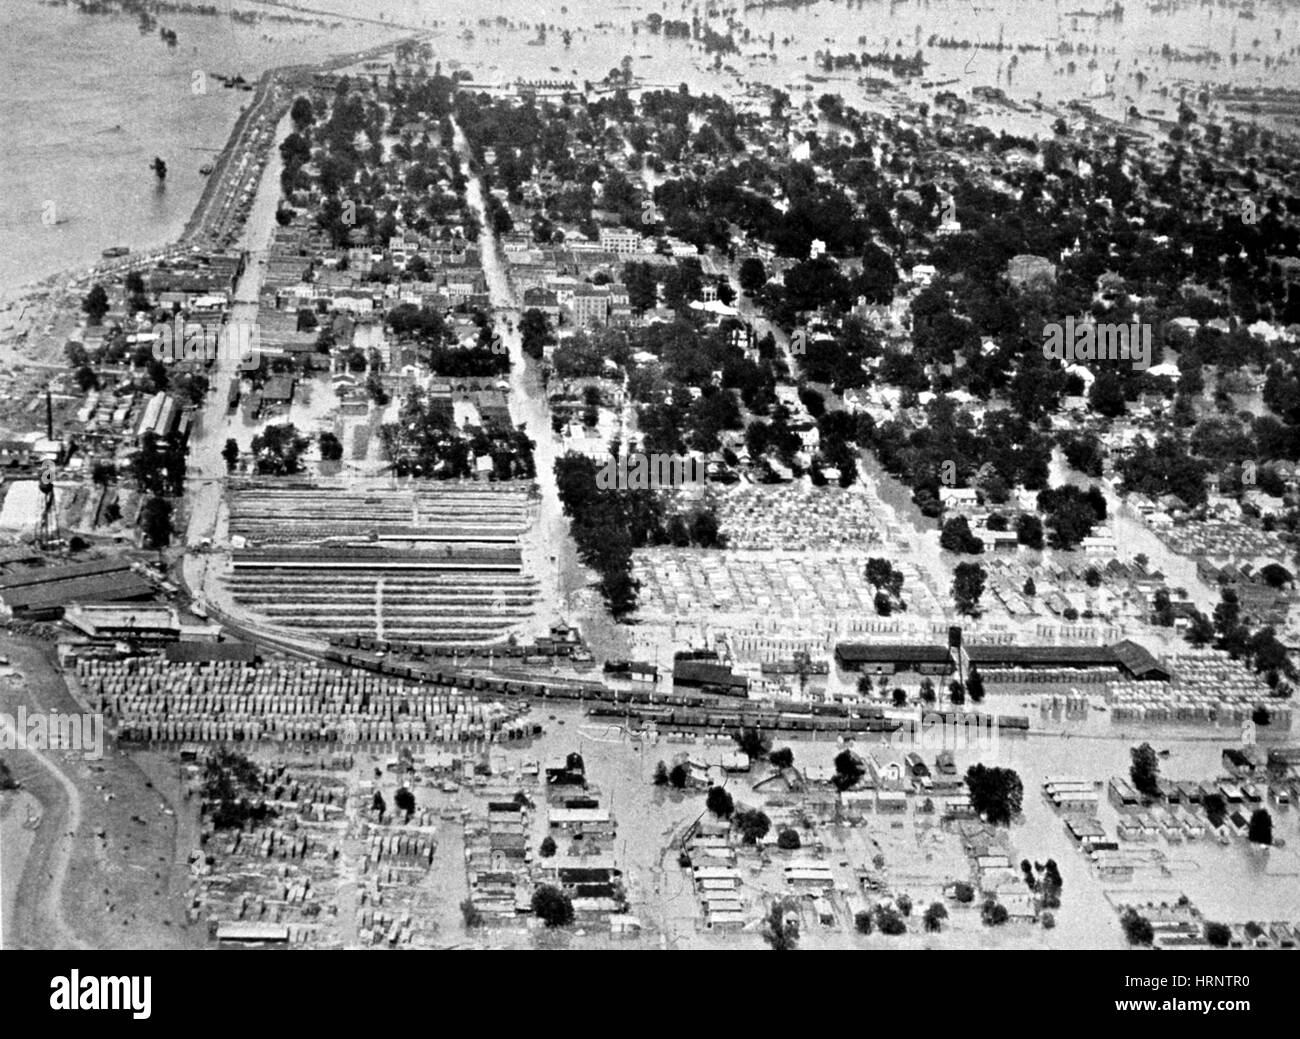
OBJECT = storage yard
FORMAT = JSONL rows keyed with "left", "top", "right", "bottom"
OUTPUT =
{"left": 215, "top": 482, "right": 545, "bottom": 644}
{"left": 1104, "top": 650, "right": 1293, "bottom": 729}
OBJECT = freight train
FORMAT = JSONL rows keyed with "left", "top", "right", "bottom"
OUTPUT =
{"left": 322, "top": 648, "right": 1030, "bottom": 734}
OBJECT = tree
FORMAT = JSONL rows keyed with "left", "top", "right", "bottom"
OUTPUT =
{"left": 653, "top": 761, "right": 669, "bottom": 786}
{"left": 82, "top": 284, "right": 110, "bottom": 324}
{"left": 1248, "top": 808, "right": 1273, "bottom": 845}
{"left": 1203, "top": 792, "right": 1227, "bottom": 829}
{"left": 733, "top": 811, "right": 769, "bottom": 842}
{"left": 1016, "top": 513, "right": 1044, "bottom": 549}
{"left": 763, "top": 899, "right": 799, "bottom": 951}
{"left": 776, "top": 828, "right": 801, "bottom": 850}
{"left": 460, "top": 898, "right": 483, "bottom": 928}
{"left": 141, "top": 495, "right": 172, "bottom": 548}
{"left": 953, "top": 881, "right": 975, "bottom": 904}
{"left": 981, "top": 899, "right": 1009, "bottom": 926}
{"left": 371, "top": 790, "right": 386, "bottom": 816}
{"left": 966, "top": 666, "right": 985, "bottom": 703}
{"left": 251, "top": 423, "right": 309, "bottom": 476}
{"left": 1120, "top": 907, "right": 1154, "bottom": 946}
{"left": 739, "top": 258, "right": 766, "bottom": 295}
{"left": 733, "top": 726, "right": 771, "bottom": 760}
{"left": 892, "top": 687, "right": 907, "bottom": 707}
{"left": 539, "top": 835, "right": 557, "bottom": 857}
{"left": 1129, "top": 742, "right": 1160, "bottom": 798}
{"left": 1152, "top": 588, "right": 1175, "bottom": 626}
{"left": 706, "top": 785, "right": 734, "bottom": 818}
{"left": 1022, "top": 577, "right": 1036, "bottom": 596}
{"left": 940, "top": 516, "right": 983, "bottom": 554}
{"left": 875, "top": 904, "right": 907, "bottom": 935}
{"left": 865, "top": 557, "right": 894, "bottom": 590}
{"left": 734, "top": 808, "right": 771, "bottom": 844}
{"left": 668, "top": 763, "right": 689, "bottom": 789}
{"left": 965, "top": 764, "right": 1023, "bottom": 825}
{"left": 1185, "top": 609, "right": 1215, "bottom": 646}
{"left": 924, "top": 902, "right": 948, "bottom": 932}
{"left": 919, "top": 677, "right": 936, "bottom": 704}
{"left": 290, "top": 95, "right": 315, "bottom": 130}
{"left": 1204, "top": 921, "right": 1232, "bottom": 948}
{"left": 318, "top": 431, "right": 343, "bottom": 461}
{"left": 854, "top": 909, "right": 874, "bottom": 934}
{"left": 519, "top": 308, "right": 555, "bottom": 360}
{"left": 222, "top": 438, "right": 240, "bottom": 473}
{"left": 952, "top": 562, "right": 986, "bottom": 617}
{"left": 1089, "top": 371, "right": 1128, "bottom": 417}
{"left": 769, "top": 747, "right": 794, "bottom": 769}
{"left": 201, "top": 748, "right": 273, "bottom": 830}
{"left": 394, "top": 787, "right": 415, "bottom": 818}
{"left": 531, "top": 885, "right": 574, "bottom": 927}
{"left": 75, "top": 365, "right": 100, "bottom": 392}
{"left": 833, "top": 749, "right": 865, "bottom": 791}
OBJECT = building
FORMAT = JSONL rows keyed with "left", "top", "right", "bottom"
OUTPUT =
{"left": 673, "top": 660, "right": 750, "bottom": 697}
{"left": 598, "top": 227, "right": 647, "bottom": 255}
{"left": 834, "top": 638, "right": 1168, "bottom": 681}
{"left": 571, "top": 285, "right": 611, "bottom": 326}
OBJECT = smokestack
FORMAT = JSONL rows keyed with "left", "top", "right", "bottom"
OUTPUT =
{"left": 46, "top": 388, "right": 53, "bottom": 441}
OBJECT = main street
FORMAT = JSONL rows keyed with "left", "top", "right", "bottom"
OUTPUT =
{"left": 452, "top": 119, "right": 588, "bottom": 642}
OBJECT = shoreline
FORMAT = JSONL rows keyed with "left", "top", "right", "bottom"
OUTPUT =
{"left": 0, "top": 31, "right": 426, "bottom": 318}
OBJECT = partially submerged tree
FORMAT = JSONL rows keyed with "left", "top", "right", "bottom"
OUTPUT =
{"left": 531, "top": 885, "right": 574, "bottom": 928}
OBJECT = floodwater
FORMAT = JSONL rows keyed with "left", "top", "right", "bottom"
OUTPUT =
{"left": 6, "top": 0, "right": 1300, "bottom": 293}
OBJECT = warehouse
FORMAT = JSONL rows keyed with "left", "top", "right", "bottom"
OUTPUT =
{"left": 672, "top": 660, "right": 750, "bottom": 696}
{"left": 834, "top": 638, "right": 1168, "bottom": 681}
{"left": 0, "top": 563, "right": 154, "bottom": 621}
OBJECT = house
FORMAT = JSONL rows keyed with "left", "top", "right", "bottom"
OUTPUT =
{"left": 1223, "top": 747, "right": 1264, "bottom": 777}
{"left": 875, "top": 789, "right": 908, "bottom": 813}
{"left": 261, "top": 376, "right": 296, "bottom": 407}
{"left": 1108, "top": 777, "right": 1140, "bottom": 807}
{"left": 939, "top": 487, "right": 978, "bottom": 508}
{"left": 784, "top": 864, "right": 835, "bottom": 891}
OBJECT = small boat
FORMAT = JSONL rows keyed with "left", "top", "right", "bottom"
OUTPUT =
{"left": 199, "top": 164, "right": 214, "bottom": 175}
{"left": 101, "top": 246, "right": 129, "bottom": 258}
